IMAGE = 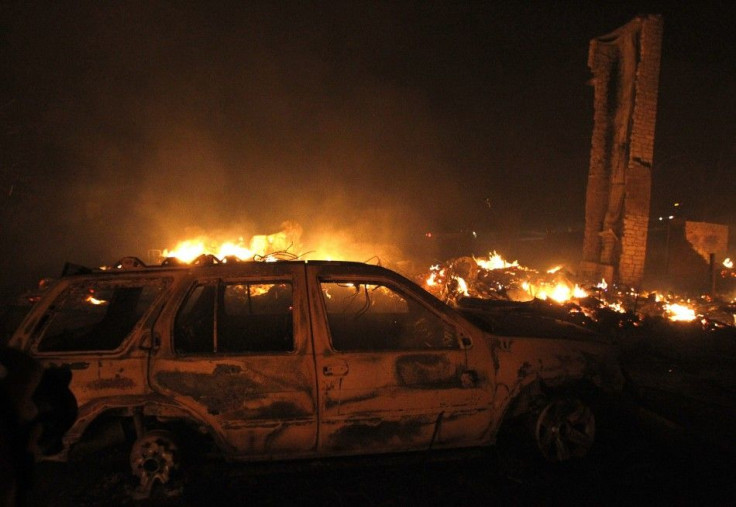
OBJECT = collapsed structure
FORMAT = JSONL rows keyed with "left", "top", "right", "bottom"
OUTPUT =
{"left": 581, "top": 15, "right": 664, "bottom": 287}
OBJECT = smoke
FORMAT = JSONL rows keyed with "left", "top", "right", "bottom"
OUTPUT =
{"left": 1, "top": 2, "right": 463, "bottom": 291}
{"left": 3, "top": 2, "right": 734, "bottom": 296}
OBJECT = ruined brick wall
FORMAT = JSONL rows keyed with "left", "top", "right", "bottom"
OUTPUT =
{"left": 581, "top": 15, "right": 663, "bottom": 287}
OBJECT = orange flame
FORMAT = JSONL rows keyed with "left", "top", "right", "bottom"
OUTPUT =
{"left": 664, "top": 302, "right": 697, "bottom": 322}
{"left": 86, "top": 295, "right": 108, "bottom": 305}
{"left": 474, "top": 251, "right": 520, "bottom": 271}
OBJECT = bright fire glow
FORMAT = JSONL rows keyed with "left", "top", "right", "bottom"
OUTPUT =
{"left": 426, "top": 265, "right": 443, "bottom": 286}
{"left": 454, "top": 276, "right": 469, "bottom": 296}
{"left": 163, "top": 238, "right": 257, "bottom": 263}
{"left": 86, "top": 295, "right": 108, "bottom": 305}
{"left": 519, "top": 281, "right": 587, "bottom": 303}
{"left": 162, "top": 226, "right": 302, "bottom": 264}
{"left": 606, "top": 301, "right": 626, "bottom": 313}
{"left": 532, "top": 283, "right": 588, "bottom": 303}
{"left": 664, "top": 303, "right": 697, "bottom": 322}
{"left": 164, "top": 240, "right": 215, "bottom": 263}
{"left": 475, "top": 251, "right": 520, "bottom": 271}
{"left": 724, "top": 258, "right": 733, "bottom": 269}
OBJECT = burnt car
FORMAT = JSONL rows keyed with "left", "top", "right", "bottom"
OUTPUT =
{"left": 8, "top": 256, "right": 624, "bottom": 496}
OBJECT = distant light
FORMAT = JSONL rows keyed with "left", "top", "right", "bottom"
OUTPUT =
{"left": 425, "top": 232, "right": 432, "bottom": 238}
{"left": 472, "top": 231, "right": 477, "bottom": 238}
{"left": 658, "top": 217, "right": 663, "bottom": 221}
{"left": 673, "top": 202, "right": 680, "bottom": 207}
{"left": 668, "top": 215, "right": 674, "bottom": 220}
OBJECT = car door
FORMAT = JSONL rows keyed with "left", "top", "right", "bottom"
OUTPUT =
{"left": 24, "top": 276, "right": 169, "bottom": 409}
{"left": 149, "top": 262, "right": 318, "bottom": 459}
{"left": 308, "top": 264, "right": 494, "bottom": 455}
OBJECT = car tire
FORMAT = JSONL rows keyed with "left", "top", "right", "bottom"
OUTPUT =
{"left": 534, "top": 395, "right": 596, "bottom": 462}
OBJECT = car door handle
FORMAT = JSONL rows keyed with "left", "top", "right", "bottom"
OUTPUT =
{"left": 323, "top": 363, "right": 349, "bottom": 376}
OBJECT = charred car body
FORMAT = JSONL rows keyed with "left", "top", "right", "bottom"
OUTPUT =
{"left": 8, "top": 257, "right": 624, "bottom": 495}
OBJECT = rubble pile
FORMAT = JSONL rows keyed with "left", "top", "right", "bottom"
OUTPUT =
{"left": 420, "top": 252, "right": 736, "bottom": 338}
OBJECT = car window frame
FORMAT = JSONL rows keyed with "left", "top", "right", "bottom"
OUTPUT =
{"left": 30, "top": 276, "right": 171, "bottom": 356}
{"left": 318, "top": 277, "right": 461, "bottom": 353}
{"left": 172, "top": 276, "right": 298, "bottom": 357}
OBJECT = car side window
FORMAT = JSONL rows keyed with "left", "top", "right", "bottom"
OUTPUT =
{"left": 320, "top": 281, "right": 458, "bottom": 351}
{"left": 174, "top": 281, "right": 294, "bottom": 354}
{"left": 36, "top": 280, "right": 166, "bottom": 352}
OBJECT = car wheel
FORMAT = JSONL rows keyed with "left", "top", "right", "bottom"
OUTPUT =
{"left": 129, "top": 429, "right": 180, "bottom": 499}
{"left": 534, "top": 396, "right": 596, "bottom": 462}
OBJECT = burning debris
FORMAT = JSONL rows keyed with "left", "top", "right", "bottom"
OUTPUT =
{"left": 136, "top": 227, "right": 736, "bottom": 334}
{"left": 19, "top": 219, "right": 736, "bottom": 340}
{"left": 159, "top": 221, "right": 305, "bottom": 264}
{"left": 420, "top": 251, "right": 736, "bottom": 333}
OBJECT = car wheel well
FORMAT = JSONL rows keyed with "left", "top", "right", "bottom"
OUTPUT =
{"left": 495, "top": 378, "right": 602, "bottom": 464}
{"left": 69, "top": 408, "right": 217, "bottom": 460}
{"left": 504, "top": 378, "right": 600, "bottom": 421}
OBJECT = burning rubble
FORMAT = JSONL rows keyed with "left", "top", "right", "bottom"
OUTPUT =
{"left": 14, "top": 221, "right": 736, "bottom": 343}
{"left": 150, "top": 221, "right": 736, "bottom": 336}
{"left": 420, "top": 251, "right": 736, "bottom": 334}
{"left": 159, "top": 221, "right": 305, "bottom": 264}
{"left": 144, "top": 226, "right": 736, "bottom": 334}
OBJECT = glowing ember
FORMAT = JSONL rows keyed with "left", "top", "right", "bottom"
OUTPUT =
{"left": 606, "top": 301, "right": 627, "bottom": 313}
{"left": 664, "top": 303, "right": 697, "bottom": 322}
{"left": 531, "top": 282, "right": 588, "bottom": 303}
{"left": 426, "top": 265, "right": 444, "bottom": 286}
{"left": 573, "top": 284, "right": 588, "bottom": 298}
{"left": 86, "top": 295, "right": 108, "bottom": 305}
{"left": 454, "top": 276, "right": 469, "bottom": 297}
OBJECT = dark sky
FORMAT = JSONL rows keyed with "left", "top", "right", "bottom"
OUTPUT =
{"left": 1, "top": 1, "right": 735, "bottom": 293}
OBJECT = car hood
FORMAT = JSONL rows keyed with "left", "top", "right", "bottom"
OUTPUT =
{"left": 457, "top": 305, "right": 608, "bottom": 344}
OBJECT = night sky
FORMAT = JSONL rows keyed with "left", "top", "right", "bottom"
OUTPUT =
{"left": 1, "top": 1, "right": 735, "bottom": 295}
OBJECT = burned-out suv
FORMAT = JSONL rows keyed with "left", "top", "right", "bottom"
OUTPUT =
{"left": 9, "top": 256, "right": 624, "bottom": 495}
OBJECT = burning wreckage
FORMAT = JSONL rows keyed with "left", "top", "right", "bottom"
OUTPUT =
{"left": 3, "top": 242, "right": 633, "bottom": 499}
{"left": 424, "top": 251, "right": 736, "bottom": 334}
{"left": 4, "top": 237, "right": 736, "bottom": 499}
{"left": 423, "top": 252, "right": 736, "bottom": 456}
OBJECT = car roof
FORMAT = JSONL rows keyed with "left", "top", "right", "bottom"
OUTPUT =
{"left": 59, "top": 256, "right": 391, "bottom": 279}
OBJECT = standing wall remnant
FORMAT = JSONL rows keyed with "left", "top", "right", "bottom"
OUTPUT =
{"left": 580, "top": 14, "right": 663, "bottom": 287}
